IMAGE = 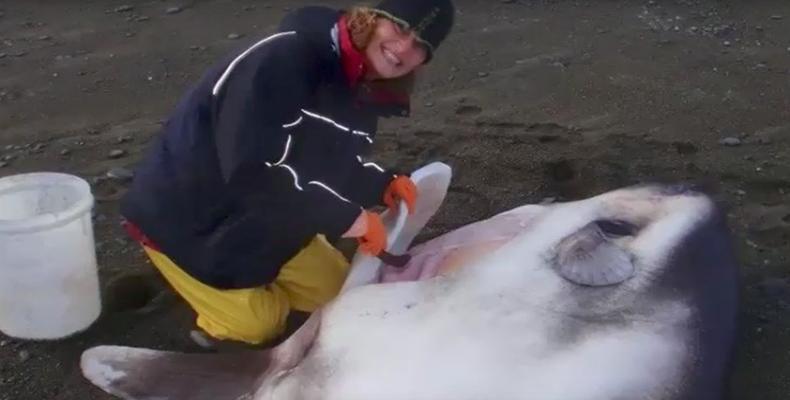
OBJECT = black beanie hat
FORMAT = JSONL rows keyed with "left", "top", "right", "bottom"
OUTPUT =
{"left": 372, "top": 0, "right": 455, "bottom": 62}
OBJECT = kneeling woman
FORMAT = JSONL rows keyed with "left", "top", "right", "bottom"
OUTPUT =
{"left": 120, "top": 0, "right": 455, "bottom": 346}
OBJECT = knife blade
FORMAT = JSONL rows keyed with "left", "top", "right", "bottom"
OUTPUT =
{"left": 377, "top": 250, "right": 411, "bottom": 268}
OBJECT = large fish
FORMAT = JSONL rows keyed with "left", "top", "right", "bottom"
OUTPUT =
{"left": 81, "top": 163, "right": 739, "bottom": 400}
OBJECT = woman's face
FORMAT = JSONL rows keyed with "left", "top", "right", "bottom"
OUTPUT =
{"left": 364, "top": 17, "right": 428, "bottom": 80}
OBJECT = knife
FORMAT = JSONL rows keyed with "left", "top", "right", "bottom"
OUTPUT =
{"left": 377, "top": 250, "right": 411, "bottom": 268}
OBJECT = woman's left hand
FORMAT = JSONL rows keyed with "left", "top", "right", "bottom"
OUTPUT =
{"left": 383, "top": 175, "right": 418, "bottom": 215}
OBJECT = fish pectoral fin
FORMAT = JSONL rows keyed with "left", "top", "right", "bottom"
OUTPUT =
{"left": 270, "top": 311, "right": 321, "bottom": 370}
{"left": 81, "top": 345, "right": 271, "bottom": 400}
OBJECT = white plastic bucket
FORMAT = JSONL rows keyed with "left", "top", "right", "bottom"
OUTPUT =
{"left": 0, "top": 172, "right": 101, "bottom": 340}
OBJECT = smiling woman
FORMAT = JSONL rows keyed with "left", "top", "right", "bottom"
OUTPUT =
{"left": 117, "top": 0, "right": 455, "bottom": 348}
{"left": 346, "top": 7, "right": 429, "bottom": 79}
{"left": 343, "top": 1, "right": 453, "bottom": 102}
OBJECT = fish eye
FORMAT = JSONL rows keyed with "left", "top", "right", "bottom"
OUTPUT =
{"left": 554, "top": 220, "right": 637, "bottom": 286}
{"left": 594, "top": 219, "right": 639, "bottom": 237}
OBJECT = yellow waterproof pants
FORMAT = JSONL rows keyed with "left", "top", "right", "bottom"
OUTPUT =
{"left": 142, "top": 235, "right": 350, "bottom": 345}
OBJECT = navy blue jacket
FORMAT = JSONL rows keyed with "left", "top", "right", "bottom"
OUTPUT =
{"left": 120, "top": 7, "right": 408, "bottom": 289}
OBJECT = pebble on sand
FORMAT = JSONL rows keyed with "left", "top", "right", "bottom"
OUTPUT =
{"left": 107, "top": 167, "right": 134, "bottom": 181}
{"left": 0, "top": 161, "right": 8, "bottom": 168}
{"left": 108, "top": 149, "right": 127, "bottom": 159}
{"left": 719, "top": 137, "right": 742, "bottom": 146}
{"left": 114, "top": 5, "right": 134, "bottom": 13}
{"left": 18, "top": 350, "right": 30, "bottom": 362}
{"left": 165, "top": 6, "right": 183, "bottom": 15}
{"left": 227, "top": 33, "right": 242, "bottom": 40}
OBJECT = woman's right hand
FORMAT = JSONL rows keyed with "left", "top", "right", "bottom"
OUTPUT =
{"left": 342, "top": 210, "right": 387, "bottom": 256}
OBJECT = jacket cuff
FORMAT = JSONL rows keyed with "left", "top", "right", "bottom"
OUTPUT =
{"left": 310, "top": 194, "right": 364, "bottom": 243}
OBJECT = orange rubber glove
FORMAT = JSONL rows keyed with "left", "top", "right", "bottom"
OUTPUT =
{"left": 342, "top": 210, "right": 387, "bottom": 256}
{"left": 383, "top": 175, "right": 418, "bottom": 215}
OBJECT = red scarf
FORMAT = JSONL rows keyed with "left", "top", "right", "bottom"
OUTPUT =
{"left": 338, "top": 14, "right": 367, "bottom": 88}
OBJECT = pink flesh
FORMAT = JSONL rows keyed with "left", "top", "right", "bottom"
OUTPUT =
{"left": 379, "top": 207, "right": 536, "bottom": 283}
{"left": 379, "top": 239, "right": 509, "bottom": 282}
{"left": 273, "top": 208, "right": 537, "bottom": 377}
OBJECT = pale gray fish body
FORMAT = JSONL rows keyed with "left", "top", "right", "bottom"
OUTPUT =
{"left": 81, "top": 164, "right": 739, "bottom": 400}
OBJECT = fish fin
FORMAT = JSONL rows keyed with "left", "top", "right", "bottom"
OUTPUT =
{"left": 270, "top": 311, "right": 321, "bottom": 370}
{"left": 81, "top": 345, "right": 271, "bottom": 400}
